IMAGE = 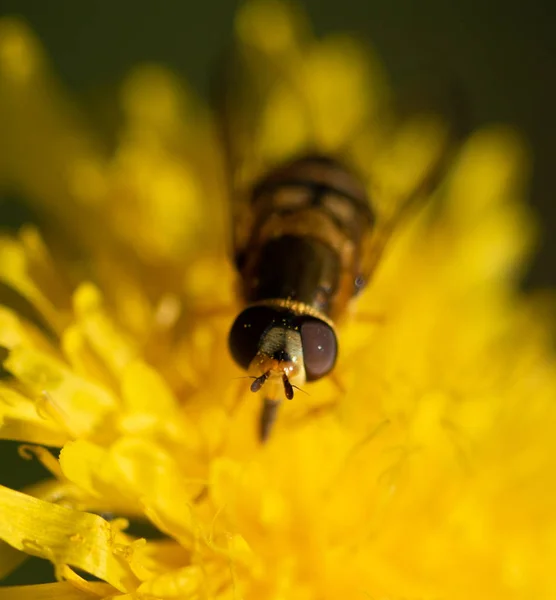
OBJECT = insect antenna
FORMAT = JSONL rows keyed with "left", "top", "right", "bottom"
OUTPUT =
{"left": 282, "top": 374, "right": 294, "bottom": 400}
{"left": 250, "top": 371, "right": 270, "bottom": 393}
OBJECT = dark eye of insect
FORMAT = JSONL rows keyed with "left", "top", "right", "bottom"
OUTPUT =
{"left": 299, "top": 317, "right": 338, "bottom": 381}
{"left": 228, "top": 306, "right": 280, "bottom": 370}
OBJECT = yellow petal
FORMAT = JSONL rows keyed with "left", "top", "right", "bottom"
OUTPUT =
{"left": 120, "top": 361, "right": 178, "bottom": 419}
{"left": 58, "top": 440, "right": 143, "bottom": 515}
{"left": 132, "top": 538, "right": 191, "bottom": 575}
{"left": 0, "top": 236, "right": 68, "bottom": 335}
{"left": 59, "top": 565, "right": 120, "bottom": 598}
{"left": 0, "top": 306, "right": 53, "bottom": 353}
{"left": 1, "top": 475, "right": 88, "bottom": 580}
{"left": 445, "top": 127, "right": 535, "bottom": 282}
{"left": 301, "top": 37, "right": 377, "bottom": 149}
{"left": 59, "top": 438, "right": 205, "bottom": 534}
{"left": 0, "top": 385, "right": 68, "bottom": 446}
{"left": 0, "top": 582, "right": 116, "bottom": 599}
{"left": 87, "top": 258, "right": 153, "bottom": 339}
{"left": 22, "top": 478, "right": 81, "bottom": 506}
{"left": 119, "top": 360, "right": 200, "bottom": 447}
{"left": 257, "top": 84, "right": 311, "bottom": 163}
{"left": 114, "top": 65, "right": 222, "bottom": 262}
{"left": 120, "top": 65, "right": 186, "bottom": 133}
{"left": 369, "top": 114, "right": 453, "bottom": 218}
{"left": 108, "top": 437, "right": 205, "bottom": 535}
{"left": 448, "top": 127, "right": 528, "bottom": 218}
{"left": 61, "top": 325, "right": 117, "bottom": 392}
{"left": 0, "top": 17, "right": 45, "bottom": 84}
{"left": 72, "top": 285, "right": 137, "bottom": 380}
{"left": 0, "top": 18, "right": 102, "bottom": 217}
{"left": 0, "top": 486, "right": 139, "bottom": 592}
{"left": 136, "top": 565, "right": 203, "bottom": 599}
{"left": 235, "top": 0, "right": 307, "bottom": 56}
{"left": 4, "top": 346, "right": 117, "bottom": 438}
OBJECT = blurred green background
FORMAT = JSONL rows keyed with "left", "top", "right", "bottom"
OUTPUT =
{"left": 1, "top": 0, "right": 555, "bottom": 586}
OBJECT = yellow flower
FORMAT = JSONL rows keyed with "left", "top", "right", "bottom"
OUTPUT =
{"left": 0, "top": 1, "right": 555, "bottom": 599}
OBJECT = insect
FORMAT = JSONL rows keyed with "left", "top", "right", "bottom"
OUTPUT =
{"left": 227, "top": 154, "right": 374, "bottom": 440}
{"left": 215, "top": 16, "right": 460, "bottom": 441}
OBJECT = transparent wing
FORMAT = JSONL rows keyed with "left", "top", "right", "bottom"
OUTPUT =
{"left": 212, "top": 0, "right": 387, "bottom": 265}
{"left": 213, "top": 0, "right": 465, "bottom": 278}
{"left": 354, "top": 109, "right": 463, "bottom": 286}
{"left": 212, "top": 41, "right": 288, "bottom": 265}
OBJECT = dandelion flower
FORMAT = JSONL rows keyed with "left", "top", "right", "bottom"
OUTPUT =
{"left": 0, "top": 1, "right": 555, "bottom": 599}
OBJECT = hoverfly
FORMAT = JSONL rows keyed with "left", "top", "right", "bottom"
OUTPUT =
{"left": 215, "top": 14, "right": 459, "bottom": 441}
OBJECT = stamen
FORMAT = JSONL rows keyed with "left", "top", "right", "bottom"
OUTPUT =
{"left": 250, "top": 371, "right": 269, "bottom": 393}
{"left": 282, "top": 374, "right": 294, "bottom": 400}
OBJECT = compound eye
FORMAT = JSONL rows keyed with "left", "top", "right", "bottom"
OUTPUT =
{"left": 228, "top": 306, "right": 277, "bottom": 370}
{"left": 300, "top": 318, "right": 337, "bottom": 381}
